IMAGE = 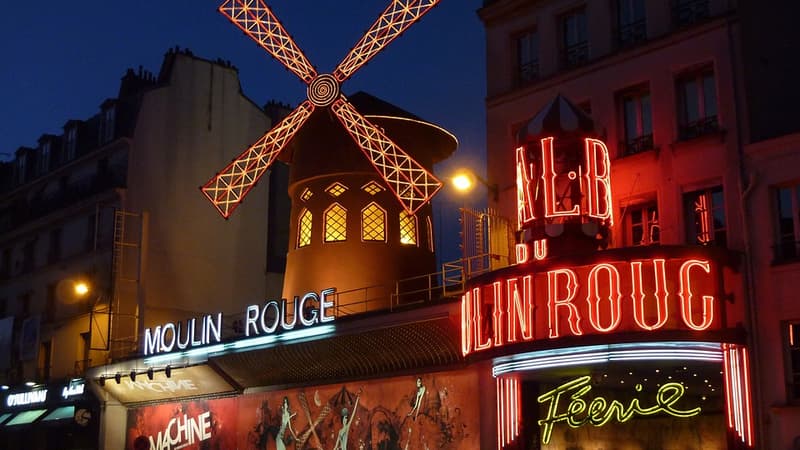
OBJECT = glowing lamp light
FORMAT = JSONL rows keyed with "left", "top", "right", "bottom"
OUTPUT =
{"left": 74, "top": 282, "right": 90, "bottom": 297}
{"left": 452, "top": 173, "right": 474, "bottom": 192}
{"left": 24, "top": 381, "right": 36, "bottom": 387}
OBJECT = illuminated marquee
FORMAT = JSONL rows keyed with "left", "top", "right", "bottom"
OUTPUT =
{"left": 461, "top": 254, "right": 720, "bottom": 356}
{"left": 516, "top": 137, "right": 613, "bottom": 229}
{"left": 537, "top": 375, "right": 701, "bottom": 444}
{"left": 144, "top": 288, "right": 337, "bottom": 356}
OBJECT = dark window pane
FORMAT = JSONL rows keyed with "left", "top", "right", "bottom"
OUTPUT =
{"left": 624, "top": 98, "right": 638, "bottom": 141}
{"left": 641, "top": 94, "right": 652, "bottom": 135}
{"left": 683, "top": 80, "right": 699, "bottom": 123}
{"left": 703, "top": 74, "right": 717, "bottom": 118}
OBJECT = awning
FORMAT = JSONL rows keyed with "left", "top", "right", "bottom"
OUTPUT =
{"left": 40, "top": 405, "right": 75, "bottom": 422}
{"left": 4, "top": 409, "right": 47, "bottom": 426}
{"left": 211, "top": 314, "right": 463, "bottom": 388}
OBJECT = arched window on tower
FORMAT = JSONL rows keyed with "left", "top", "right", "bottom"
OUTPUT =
{"left": 399, "top": 210, "right": 418, "bottom": 246}
{"left": 298, "top": 208, "right": 313, "bottom": 248}
{"left": 362, "top": 202, "right": 386, "bottom": 242}
{"left": 325, "top": 203, "right": 347, "bottom": 242}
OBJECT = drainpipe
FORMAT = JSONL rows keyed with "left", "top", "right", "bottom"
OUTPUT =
{"left": 727, "top": 17, "right": 764, "bottom": 449}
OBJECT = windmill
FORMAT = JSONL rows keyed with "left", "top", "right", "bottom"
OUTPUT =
{"left": 201, "top": 0, "right": 444, "bottom": 219}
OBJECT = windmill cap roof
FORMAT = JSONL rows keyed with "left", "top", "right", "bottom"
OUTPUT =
{"left": 516, "top": 94, "right": 597, "bottom": 144}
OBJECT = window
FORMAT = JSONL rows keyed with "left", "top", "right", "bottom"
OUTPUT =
{"left": 48, "top": 227, "right": 62, "bottom": 264}
{"left": 325, "top": 182, "right": 347, "bottom": 197}
{"left": 298, "top": 208, "right": 312, "bottom": 248}
{"left": 617, "top": 0, "right": 647, "bottom": 46}
{"left": 65, "top": 127, "right": 77, "bottom": 161}
{"left": 399, "top": 211, "right": 418, "bottom": 246}
{"left": 775, "top": 184, "right": 800, "bottom": 262}
{"left": 102, "top": 106, "right": 116, "bottom": 144}
{"left": 361, "top": 202, "right": 386, "bottom": 242}
{"left": 362, "top": 181, "right": 384, "bottom": 196}
{"left": 626, "top": 203, "right": 660, "bottom": 246}
{"left": 618, "top": 85, "right": 653, "bottom": 155}
{"left": 22, "top": 240, "right": 35, "bottom": 273}
{"left": 516, "top": 29, "right": 539, "bottom": 84}
{"left": 324, "top": 204, "right": 347, "bottom": 242}
{"left": 676, "top": 67, "right": 718, "bottom": 140}
{"left": 300, "top": 188, "right": 313, "bottom": 201}
{"left": 684, "top": 186, "right": 725, "bottom": 246}
{"left": 16, "top": 152, "right": 27, "bottom": 184}
{"left": 560, "top": 8, "right": 588, "bottom": 68}
{"left": 785, "top": 322, "right": 800, "bottom": 402}
{"left": 672, "top": 0, "right": 709, "bottom": 27}
{"left": 39, "top": 142, "right": 51, "bottom": 175}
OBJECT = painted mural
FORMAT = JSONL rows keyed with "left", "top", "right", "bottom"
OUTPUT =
{"left": 125, "top": 369, "right": 478, "bottom": 450}
{"left": 237, "top": 369, "right": 479, "bottom": 450}
{"left": 126, "top": 396, "right": 239, "bottom": 450}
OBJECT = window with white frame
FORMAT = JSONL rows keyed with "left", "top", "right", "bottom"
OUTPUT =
{"left": 618, "top": 85, "right": 653, "bottom": 155}
{"left": 560, "top": 7, "right": 588, "bottom": 68}
{"left": 676, "top": 67, "right": 718, "bottom": 140}
{"left": 617, "top": 0, "right": 647, "bottom": 46}
{"left": 626, "top": 202, "right": 660, "bottom": 246}
{"left": 516, "top": 29, "right": 539, "bottom": 84}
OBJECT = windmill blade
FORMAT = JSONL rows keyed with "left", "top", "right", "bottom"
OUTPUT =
{"left": 331, "top": 98, "right": 442, "bottom": 215}
{"left": 201, "top": 101, "right": 314, "bottom": 218}
{"left": 219, "top": 0, "right": 317, "bottom": 83}
{"left": 333, "top": 0, "right": 440, "bottom": 83}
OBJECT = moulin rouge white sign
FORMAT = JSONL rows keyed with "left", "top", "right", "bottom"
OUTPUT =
{"left": 144, "top": 288, "right": 336, "bottom": 356}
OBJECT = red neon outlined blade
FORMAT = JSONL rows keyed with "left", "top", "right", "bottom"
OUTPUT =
{"left": 331, "top": 98, "right": 442, "bottom": 215}
{"left": 219, "top": 0, "right": 317, "bottom": 83}
{"left": 333, "top": 0, "right": 440, "bottom": 83}
{"left": 201, "top": 101, "right": 314, "bottom": 218}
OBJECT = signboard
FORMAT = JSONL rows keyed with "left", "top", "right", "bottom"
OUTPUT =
{"left": 2, "top": 379, "right": 88, "bottom": 410}
{"left": 104, "top": 365, "right": 235, "bottom": 404}
{"left": 143, "top": 288, "right": 336, "bottom": 356}
{"left": 461, "top": 248, "right": 725, "bottom": 356}
{"left": 126, "top": 397, "right": 238, "bottom": 450}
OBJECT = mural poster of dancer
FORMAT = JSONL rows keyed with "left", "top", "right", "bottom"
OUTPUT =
{"left": 333, "top": 396, "right": 360, "bottom": 450}
{"left": 403, "top": 376, "right": 428, "bottom": 450}
{"left": 277, "top": 396, "right": 297, "bottom": 450}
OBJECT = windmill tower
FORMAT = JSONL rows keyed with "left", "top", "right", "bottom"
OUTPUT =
{"left": 202, "top": 1, "right": 456, "bottom": 310}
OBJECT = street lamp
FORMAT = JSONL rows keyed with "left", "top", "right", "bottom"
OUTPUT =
{"left": 74, "top": 281, "right": 90, "bottom": 297}
{"left": 450, "top": 169, "right": 498, "bottom": 201}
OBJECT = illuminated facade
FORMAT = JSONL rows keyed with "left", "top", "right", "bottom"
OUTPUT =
{"left": 480, "top": 0, "right": 800, "bottom": 448}
{"left": 4, "top": 0, "right": 798, "bottom": 449}
{"left": 0, "top": 49, "right": 291, "bottom": 449}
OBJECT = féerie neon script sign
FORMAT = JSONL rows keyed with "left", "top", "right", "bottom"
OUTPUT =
{"left": 537, "top": 375, "right": 701, "bottom": 444}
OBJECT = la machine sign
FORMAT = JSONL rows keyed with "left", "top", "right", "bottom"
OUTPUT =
{"left": 461, "top": 249, "right": 724, "bottom": 356}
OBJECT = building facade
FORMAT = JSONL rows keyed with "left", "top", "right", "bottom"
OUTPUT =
{"left": 479, "top": 0, "right": 800, "bottom": 448}
{"left": 0, "top": 48, "right": 290, "bottom": 449}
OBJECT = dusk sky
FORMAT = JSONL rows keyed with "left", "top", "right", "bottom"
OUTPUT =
{"left": 0, "top": 0, "right": 489, "bottom": 262}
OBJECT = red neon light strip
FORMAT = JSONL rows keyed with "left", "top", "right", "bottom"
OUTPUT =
{"left": 496, "top": 378, "right": 502, "bottom": 450}
{"left": 741, "top": 347, "right": 754, "bottom": 447}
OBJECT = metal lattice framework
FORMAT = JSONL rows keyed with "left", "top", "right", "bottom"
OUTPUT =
{"left": 202, "top": 0, "right": 443, "bottom": 218}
